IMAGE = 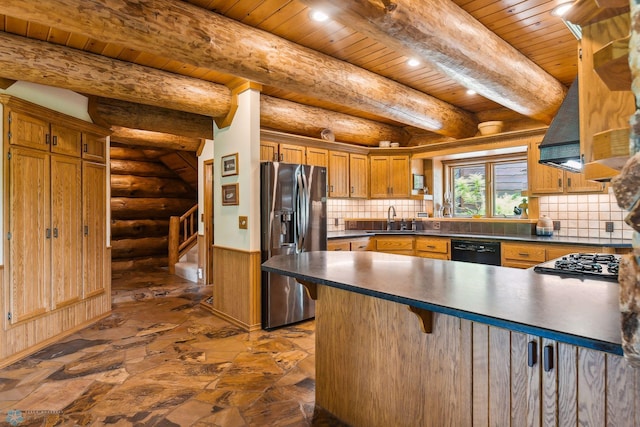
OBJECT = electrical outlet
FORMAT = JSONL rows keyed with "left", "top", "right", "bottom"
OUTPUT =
{"left": 553, "top": 221, "right": 561, "bottom": 231}
{"left": 433, "top": 221, "right": 440, "bottom": 230}
{"left": 605, "top": 221, "right": 614, "bottom": 232}
{"left": 334, "top": 218, "right": 339, "bottom": 226}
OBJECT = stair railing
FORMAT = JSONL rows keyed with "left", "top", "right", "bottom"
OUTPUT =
{"left": 168, "top": 204, "right": 198, "bottom": 274}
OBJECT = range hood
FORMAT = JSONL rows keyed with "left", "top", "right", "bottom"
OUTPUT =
{"left": 538, "top": 77, "right": 582, "bottom": 173}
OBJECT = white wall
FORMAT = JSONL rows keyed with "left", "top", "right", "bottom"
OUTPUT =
{"left": 213, "top": 89, "right": 261, "bottom": 251}
{"left": 0, "top": 81, "right": 91, "bottom": 121}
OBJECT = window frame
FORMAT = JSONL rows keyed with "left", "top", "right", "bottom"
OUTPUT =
{"left": 443, "top": 153, "right": 528, "bottom": 219}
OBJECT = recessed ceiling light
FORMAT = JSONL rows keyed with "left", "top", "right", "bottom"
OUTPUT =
{"left": 551, "top": 2, "right": 573, "bottom": 17}
{"left": 310, "top": 10, "right": 329, "bottom": 22}
{"left": 467, "top": 89, "right": 476, "bottom": 95}
{"left": 407, "top": 58, "right": 420, "bottom": 67}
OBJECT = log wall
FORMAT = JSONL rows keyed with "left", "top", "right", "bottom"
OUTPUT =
{"left": 110, "top": 144, "right": 197, "bottom": 271}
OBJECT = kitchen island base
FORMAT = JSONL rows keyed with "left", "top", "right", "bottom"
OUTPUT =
{"left": 315, "top": 285, "right": 640, "bottom": 426}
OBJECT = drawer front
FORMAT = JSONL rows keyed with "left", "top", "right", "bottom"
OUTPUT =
{"left": 375, "top": 237, "right": 414, "bottom": 251}
{"left": 502, "top": 244, "right": 545, "bottom": 263}
{"left": 416, "top": 252, "right": 449, "bottom": 260}
{"left": 415, "top": 237, "right": 449, "bottom": 254}
{"left": 328, "top": 240, "right": 351, "bottom": 251}
{"left": 350, "top": 239, "right": 370, "bottom": 251}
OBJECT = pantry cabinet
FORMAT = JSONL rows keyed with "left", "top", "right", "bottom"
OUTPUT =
{"left": 0, "top": 95, "right": 110, "bottom": 367}
{"left": 370, "top": 155, "right": 410, "bottom": 198}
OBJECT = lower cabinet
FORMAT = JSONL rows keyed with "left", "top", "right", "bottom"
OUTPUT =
{"left": 373, "top": 236, "right": 414, "bottom": 256}
{"left": 415, "top": 236, "right": 450, "bottom": 260}
{"left": 502, "top": 242, "right": 614, "bottom": 268}
{"left": 469, "top": 322, "right": 640, "bottom": 426}
{"left": 327, "top": 237, "right": 371, "bottom": 252}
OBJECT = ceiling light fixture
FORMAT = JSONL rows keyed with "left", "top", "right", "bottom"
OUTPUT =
{"left": 550, "top": 2, "right": 573, "bottom": 17}
{"left": 407, "top": 58, "right": 420, "bottom": 67}
{"left": 467, "top": 89, "right": 476, "bottom": 95}
{"left": 310, "top": 10, "right": 329, "bottom": 22}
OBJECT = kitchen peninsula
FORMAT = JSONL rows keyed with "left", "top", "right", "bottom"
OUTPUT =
{"left": 262, "top": 251, "right": 640, "bottom": 427}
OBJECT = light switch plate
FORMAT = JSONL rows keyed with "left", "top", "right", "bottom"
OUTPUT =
{"left": 239, "top": 216, "right": 248, "bottom": 229}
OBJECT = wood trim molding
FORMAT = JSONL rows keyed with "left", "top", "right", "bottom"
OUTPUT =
{"left": 215, "top": 80, "right": 263, "bottom": 130}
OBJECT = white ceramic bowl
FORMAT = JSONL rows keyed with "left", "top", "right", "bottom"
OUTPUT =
{"left": 379, "top": 140, "right": 391, "bottom": 147}
{"left": 477, "top": 121, "right": 504, "bottom": 136}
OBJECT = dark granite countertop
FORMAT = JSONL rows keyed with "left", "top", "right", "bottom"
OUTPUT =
{"left": 262, "top": 251, "right": 623, "bottom": 355}
{"left": 328, "top": 230, "right": 631, "bottom": 248}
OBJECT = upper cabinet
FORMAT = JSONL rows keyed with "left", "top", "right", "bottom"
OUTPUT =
{"left": 260, "top": 141, "right": 305, "bottom": 163}
{"left": 349, "top": 153, "right": 368, "bottom": 198}
{"left": 529, "top": 140, "right": 604, "bottom": 194}
{"left": 370, "top": 154, "right": 410, "bottom": 198}
{"left": 328, "top": 151, "right": 349, "bottom": 198}
{"left": 9, "top": 110, "right": 81, "bottom": 157}
{"left": 571, "top": 8, "right": 635, "bottom": 180}
{"left": 306, "top": 146, "right": 329, "bottom": 167}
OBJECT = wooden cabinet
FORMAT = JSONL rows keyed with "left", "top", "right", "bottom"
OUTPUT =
{"left": 370, "top": 155, "right": 410, "bottom": 198}
{"left": 1, "top": 95, "right": 110, "bottom": 367}
{"left": 470, "top": 324, "right": 639, "bottom": 426}
{"left": 259, "top": 141, "right": 305, "bottom": 163}
{"left": 415, "top": 236, "right": 450, "bottom": 260}
{"left": 328, "top": 151, "right": 349, "bottom": 198}
{"left": 260, "top": 140, "right": 279, "bottom": 162}
{"left": 529, "top": 140, "right": 604, "bottom": 195}
{"left": 373, "top": 236, "right": 414, "bottom": 255}
{"left": 502, "top": 242, "right": 613, "bottom": 268}
{"left": 306, "top": 146, "right": 328, "bottom": 167}
{"left": 328, "top": 237, "right": 370, "bottom": 252}
{"left": 349, "top": 153, "right": 368, "bottom": 198}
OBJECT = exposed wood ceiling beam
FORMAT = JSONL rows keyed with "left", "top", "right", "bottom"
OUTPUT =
{"left": 0, "top": 78, "right": 15, "bottom": 90}
{"left": 0, "top": 0, "right": 478, "bottom": 139}
{"left": 260, "top": 96, "right": 409, "bottom": 146}
{"left": 0, "top": 32, "right": 231, "bottom": 117}
{"left": 0, "top": 32, "right": 406, "bottom": 145}
{"left": 110, "top": 126, "right": 202, "bottom": 151}
{"left": 298, "top": 0, "right": 566, "bottom": 124}
{"left": 88, "top": 96, "right": 214, "bottom": 140}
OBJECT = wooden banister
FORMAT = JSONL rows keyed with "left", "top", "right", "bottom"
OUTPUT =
{"left": 168, "top": 204, "right": 198, "bottom": 274}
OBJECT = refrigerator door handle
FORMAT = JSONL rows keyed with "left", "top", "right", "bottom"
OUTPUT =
{"left": 296, "top": 169, "right": 309, "bottom": 253}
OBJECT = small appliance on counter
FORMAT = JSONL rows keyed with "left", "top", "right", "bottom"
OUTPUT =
{"left": 536, "top": 215, "right": 554, "bottom": 236}
{"left": 533, "top": 253, "right": 621, "bottom": 282}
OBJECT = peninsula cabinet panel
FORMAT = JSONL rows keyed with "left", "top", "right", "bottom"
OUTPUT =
{"left": 7, "top": 148, "right": 50, "bottom": 324}
{"left": 83, "top": 162, "right": 108, "bottom": 297}
{"left": 349, "top": 153, "right": 368, "bottom": 198}
{"left": 328, "top": 151, "right": 349, "bottom": 198}
{"left": 51, "top": 155, "right": 83, "bottom": 308}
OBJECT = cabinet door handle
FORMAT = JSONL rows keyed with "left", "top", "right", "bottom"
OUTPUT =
{"left": 567, "top": 177, "right": 572, "bottom": 187}
{"left": 558, "top": 178, "right": 562, "bottom": 188}
{"left": 83, "top": 143, "right": 88, "bottom": 153}
{"left": 543, "top": 345, "right": 554, "bottom": 372}
{"left": 351, "top": 186, "right": 354, "bottom": 194}
{"left": 84, "top": 225, "right": 89, "bottom": 236}
{"left": 518, "top": 252, "right": 529, "bottom": 256}
{"left": 46, "top": 134, "right": 51, "bottom": 145}
{"left": 427, "top": 245, "right": 436, "bottom": 249}
{"left": 527, "top": 341, "right": 537, "bottom": 367}
{"left": 53, "top": 227, "right": 58, "bottom": 238}
{"left": 279, "top": 153, "right": 283, "bottom": 161}
{"left": 52, "top": 135, "right": 58, "bottom": 146}
{"left": 46, "top": 228, "right": 51, "bottom": 239}
{"left": 334, "top": 248, "right": 343, "bottom": 251}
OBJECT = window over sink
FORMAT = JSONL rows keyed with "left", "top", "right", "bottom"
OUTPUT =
{"left": 445, "top": 155, "right": 528, "bottom": 218}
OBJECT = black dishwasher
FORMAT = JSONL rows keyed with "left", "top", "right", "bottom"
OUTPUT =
{"left": 451, "top": 240, "right": 501, "bottom": 266}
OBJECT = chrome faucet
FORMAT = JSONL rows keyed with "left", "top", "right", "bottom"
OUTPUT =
{"left": 387, "top": 205, "right": 397, "bottom": 230}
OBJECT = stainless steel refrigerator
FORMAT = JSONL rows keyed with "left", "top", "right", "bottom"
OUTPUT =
{"left": 261, "top": 162, "right": 327, "bottom": 329}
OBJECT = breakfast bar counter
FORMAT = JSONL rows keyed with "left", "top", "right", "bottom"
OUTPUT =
{"left": 262, "top": 251, "right": 640, "bottom": 427}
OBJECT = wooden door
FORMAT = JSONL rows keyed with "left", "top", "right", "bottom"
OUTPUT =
{"left": 51, "top": 155, "right": 83, "bottom": 308}
{"left": 50, "top": 123, "right": 81, "bottom": 157}
{"left": 328, "top": 151, "right": 349, "bottom": 197}
{"left": 8, "top": 148, "right": 50, "bottom": 323}
{"left": 369, "top": 155, "right": 390, "bottom": 198}
{"left": 565, "top": 171, "right": 605, "bottom": 193}
{"left": 306, "top": 147, "right": 329, "bottom": 167}
{"left": 82, "top": 132, "right": 107, "bottom": 163}
{"left": 389, "top": 155, "right": 410, "bottom": 197}
{"left": 280, "top": 143, "right": 305, "bottom": 164}
{"left": 7, "top": 111, "right": 49, "bottom": 151}
{"left": 260, "top": 141, "right": 278, "bottom": 162}
{"left": 83, "top": 162, "right": 107, "bottom": 298}
{"left": 349, "top": 153, "right": 368, "bottom": 198}
{"left": 204, "top": 160, "right": 214, "bottom": 285}
{"left": 528, "top": 141, "right": 564, "bottom": 194}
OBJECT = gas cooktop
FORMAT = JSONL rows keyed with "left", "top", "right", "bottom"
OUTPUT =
{"left": 533, "top": 253, "right": 621, "bottom": 282}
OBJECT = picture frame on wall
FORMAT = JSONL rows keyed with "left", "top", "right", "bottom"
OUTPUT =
{"left": 221, "top": 153, "right": 239, "bottom": 177}
{"left": 222, "top": 183, "right": 239, "bottom": 206}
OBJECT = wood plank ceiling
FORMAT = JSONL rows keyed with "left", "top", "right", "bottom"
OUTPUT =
{"left": 0, "top": 0, "right": 580, "bottom": 146}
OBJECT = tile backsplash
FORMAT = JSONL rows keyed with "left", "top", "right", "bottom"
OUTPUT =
{"left": 327, "top": 190, "right": 634, "bottom": 240}
{"left": 539, "top": 190, "right": 633, "bottom": 240}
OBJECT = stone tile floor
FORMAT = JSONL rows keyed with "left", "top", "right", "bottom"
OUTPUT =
{"left": 0, "top": 269, "right": 347, "bottom": 426}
